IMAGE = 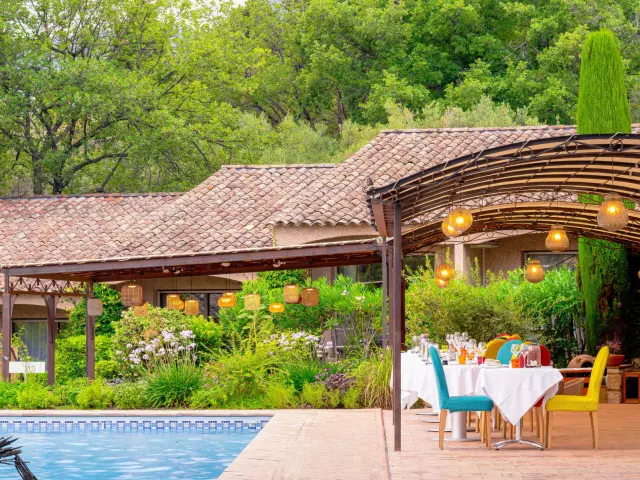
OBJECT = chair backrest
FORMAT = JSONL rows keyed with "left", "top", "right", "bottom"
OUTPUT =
{"left": 497, "top": 339, "right": 523, "bottom": 365}
{"left": 540, "top": 345, "right": 551, "bottom": 366}
{"left": 484, "top": 338, "right": 506, "bottom": 359}
{"left": 429, "top": 346, "right": 449, "bottom": 404}
{"left": 586, "top": 346, "right": 609, "bottom": 403}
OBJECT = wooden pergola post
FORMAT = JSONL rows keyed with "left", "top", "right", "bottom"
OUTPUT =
{"left": 86, "top": 282, "right": 95, "bottom": 380}
{"left": 2, "top": 273, "right": 11, "bottom": 381}
{"left": 381, "top": 237, "right": 388, "bottom": 349}
{"left": 44, "top": 295, "right": 58, "bottom": 386}
{"left": 392, "top": 201, "right": 402, "bottom": 451}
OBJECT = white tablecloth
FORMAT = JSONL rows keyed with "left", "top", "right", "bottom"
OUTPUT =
{"left": 392, "top": 352, "right": 482, "bottom": 410}
{"left": 474, "top": 367, "right": 563, "bottom": 425}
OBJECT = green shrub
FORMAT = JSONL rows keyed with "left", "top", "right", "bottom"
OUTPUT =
{"left": 113, "top": 382, "right": 148, "bottom": 409}
{"left": 265, "top": 381, "right": 298, "bottom": 409}
{"left": 354, "top": 350, "right": 392, "bottom": 409}
{"left": 300, "top": 383, "right": 327, "bottom": 408}
{"left": 16, "top": 383, "right": 58, "bottom": 409}
{"left": 55, "top": 335, "right": 113, "bottom": 383}
{"left": 285, "top": 361, "right": 322, "bottom": 393}
{"left": 145, "top": 360, "right": 204, "bottom": 408}
{"left": 76, "top": 379, "right": 114, "bottom": 409}
{"left": 189, "top": 385, "right": 228, "bottom": 409}
{"left": 53, "top": 378, "right": 89, "bottom": 407}
{"left": 188, "top": 316, "right": 223, "bottom": 358}
{"left": 326, "top": 388, "right": 341, "bottom": 408}
{"left": 0, "top": 381, "right": 22, "bottom": 408}
{"left": 342, "top": 387, "right": 361, "bottom": 409}
{"left": 66, "top": 283, "right": 124, "bottom": 336}
{"left": 96, "top": 360, "right": 120, "bottom": 380}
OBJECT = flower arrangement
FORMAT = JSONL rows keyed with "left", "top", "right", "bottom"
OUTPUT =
{"left": 603, "top": 337, "right": 622, "bottom": 354}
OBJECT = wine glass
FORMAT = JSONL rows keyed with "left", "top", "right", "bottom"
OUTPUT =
{"left": 461, "top": 332, "right": 469, "bottom": 342}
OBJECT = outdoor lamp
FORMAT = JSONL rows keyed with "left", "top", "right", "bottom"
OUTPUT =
{"left": 121, "top": 283, "right": 144, "bottom": 307}
{"left": 244, "top": 294, "right": 260, "bottom": 311}
{"left": 133, "top": 303, "right": 149, "bottom": 317}
{"left": 545, "top": 225, "right": 569, "bottom": 252}
{"left": 435, "top": 277, "right": 448, "bottom": 288}
{"left": 184, "top": 298, "right": 200, "bottom": 315}
{"left": 283, "top": 284, "right": 300, "bottom": 304}
{"left": 301, "top": 287, "right": 320, "bottom": 307}
{"left": 87, "top": 297, "right": 103, "bottom": 316}
{"left": 441, "top": 217, "right": 460, "bottom": 238}
{"left": 218, "top": 292, "right": 236, "bottom": 308}
{"left": 448, "top": 207, "right": 473, "bottom": 234}
{"left": 525, "top": 259, "right": 545, "bottom": 283}
{"left": 268, "top": 302, "right": 285, "bottom": 313}
{"left": 166, "top": 294, "right": 182, "bottom": 310}
{"left": 597, "top": 193, "right": 629, "bottom": 231}
{"left": 435, "top": 263, "right": 454, "bottom": 281}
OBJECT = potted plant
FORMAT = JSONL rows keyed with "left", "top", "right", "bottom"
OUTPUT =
{"left": 604, "top": 337, "right": 624, "bottom": 367}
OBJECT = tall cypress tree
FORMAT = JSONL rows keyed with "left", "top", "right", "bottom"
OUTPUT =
{"left": 576, "top": 29, "right": 631, "bottom": 353}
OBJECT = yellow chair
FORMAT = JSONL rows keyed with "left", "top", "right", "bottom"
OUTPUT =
{"left": 545, "top": 346, "right": 609, "bottom": 449}
{"left": 484, "top": 338, "right": 506, "bottom": 360}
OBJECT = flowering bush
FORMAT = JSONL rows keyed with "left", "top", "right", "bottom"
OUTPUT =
{"left": 118, "top": 329, "right": 197, "bottom": 374}
{"left": 261, "top": 331, "right": 321, "bottom": 360}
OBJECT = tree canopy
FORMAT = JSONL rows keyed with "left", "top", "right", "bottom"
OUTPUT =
{"left": 1, "top": 0, "right": 639, "bottom": 195}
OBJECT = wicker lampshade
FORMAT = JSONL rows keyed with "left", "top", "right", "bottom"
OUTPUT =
{"left": 283, "top": 284, "right": 300, "bottom": 304}
{"left": 545, "top": 224, "right": 569, "bottom": 252}
{"left": 184, "top": 299, "right": 199, "bottom": 315}
{"left": 268, "top": 302, "right": 285, "bottom": 313}
{"left": 121, "top": 283, "right": 144, "bottom": 307}
{"left": 525, "top": 259, "right": 545, "bottom": 283}
{"left": 435, "top": 263, "right": 454, "bottom": 281}
{"left": 244, "top": 294, "right": 260, "bottom": 311}
{"left": 435, "top": 277, "right": 449, "bottom": 289}
{"left": 301, "top": 287, "right": 319, "bottom": 307}
{"left": 218, "top": 292, "right": 237, "bottom": 308}
{"left": 166, "top": 294, "right": 182, "bottom": 310}
{"left": 87, "top": 297, "right": 103, "bottom": 316}
{"left": 597, "top": 193, "right": 629, "bottom": 231}
{"left": 441, "top": 217, "right": 460, "bottom": 238}
{"left": 448, "top": 208, "right": 473, "bottom": 234}
{"left": 133, "top": 303, "right": 149, "bottom": 316}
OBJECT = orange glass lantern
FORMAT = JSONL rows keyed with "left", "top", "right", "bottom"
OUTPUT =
{"left": 447, "top": 208, "right": 473, "bottom": 234}
{"left": 244, "top": 294, "right": 261, "bottom": 311}
{"left": 121, "top": 283, "right": 144, "bottom": 307}
{"left": 184, "top": 299, "right": 200, "bottom": 315}
{"left": 545, "top": 224, "right": 569, "bottom": 252}
{"left": 435, "top": 277, "right": 449, "bottom": 288}
{"left": 218, "top": 292, "right": 237, "bottom": 308}
{"left": 435, "top": 263, "right": 454, "bottom": 281}
{"left": 133, "top": 303, "right": 149, "bottom": 317}
{"left": 283, "top": 284, "right": 300, "bottom": 304}
{"left": 525, "top": 259, "right": 545, "bottom": 283}
{"left": 166, "top": 294, "right": 182, "bottom": 310}
{"left": 301, "top": 287, "right": 319, "bottom": 307}
{"left": 268, "top": 302, "right": 285, "bottom": 313}
{"left": 597, "top": 193, "right": 629, "bottom": 231}
{"left": 441, "top": 217, "right": 460, "bottom": 238}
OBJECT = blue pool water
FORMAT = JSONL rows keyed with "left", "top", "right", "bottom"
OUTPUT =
{"left": 0, "top": 417, "right": 266, "bottom": 480}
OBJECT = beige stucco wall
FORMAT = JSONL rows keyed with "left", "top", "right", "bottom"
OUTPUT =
{"left": 274, "top": 224, "right": 378, "bottom": 247}
{"left": 0, "top": 295, "right": 72, "bottom": 320}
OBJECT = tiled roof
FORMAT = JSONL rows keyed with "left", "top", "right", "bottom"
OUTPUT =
{"left": 0, "top": 193, "right": 180, "bottom": 265}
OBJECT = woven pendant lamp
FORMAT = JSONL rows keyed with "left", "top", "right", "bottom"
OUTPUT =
{"left": 283, "top": 284, "right": 300, "bottom": 304}
{"left": 121, "top": 283, "right": 144, "bottom": 307}
{"left": 218, "top": 292, "right": 237, "bottom": 308}
{"left": 133, "top": 303, "right": 149, "bottom": 317}
{"left": 448, "top": 207, "right": 473, "bottom": 234}
{"left": 244, "top": 294, "right": 260, "bottom": 311}
{"left": 525, "top": 260, "right": 545, "bottom": 283}
{"left": 597, "top": 193, "right": 629, "bottom": 231}
{"left": 435, "top": 263, "right": 454, "bottom": 281}
{"left": 184, "top": 299, "right": 200, "bottom": 315}
{"left": 268, "top": 302, "right": 285, "bottom": 313}
{"left": 545, "top": 225, "right": 570, "bottom": 252}
{"left": 87, "top": 297, "right": 103, "bottom": 316}
{"left": 166, "top": 294, "right": 182, "bottom": 310}
{"left": 301, "top": 287, "right": 319, "bottom": 307}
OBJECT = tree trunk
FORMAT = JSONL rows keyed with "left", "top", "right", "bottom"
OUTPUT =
{"left": 31, "top": 152, "right": 44, "bottom": 195}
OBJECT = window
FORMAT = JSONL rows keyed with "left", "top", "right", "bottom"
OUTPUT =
{"left": 338, "top": 254, "right": 435, "bottom": 284}
{"left": 523, "top": 251, "right": 577, "bottom": 270}
{"left": 158, "top": 292, "right": 234, "bottom": 318}
{"left": 13, "top": 320, "right": 63, "bottom": 362}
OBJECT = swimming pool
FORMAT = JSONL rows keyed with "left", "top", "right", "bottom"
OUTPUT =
{"left": 0, "top": 416, "right": 269, "bottom": 479}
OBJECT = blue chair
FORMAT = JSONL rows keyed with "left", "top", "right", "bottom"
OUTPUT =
{"left": 497, "top": 339, "right": 523, "bottom": 365}
{"left": 429, "top": 346, "right": 494, "bottom": 449}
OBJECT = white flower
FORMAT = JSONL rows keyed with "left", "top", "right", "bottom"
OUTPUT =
{"left": 145, "top": 345, "right": 153, "bottom": 352}
{"left": 138, "top": 341, "right": 145, "bottom": 346}
{"left": 158, "top": 348, "right": 166, "bottom": 355}
{"left": 142, "top": 354, "right": 149, "bottom": 360}
{"left": 342, "top": 290, "right": 348, "bottom": 296}
{"left": 189, "top": 343, "right": 196, "bottom": 348}
{"left": 180, "top": 330, "right": 194, "bottom": 339}
{"left": 126, "top": 343, "right": 132, "bottom": 349}
{"left": 133, "top": 358, "right": 141, "bottom": 364}
{"left": 178, "top": 345, "right": 185, "bottom": 351}
{"left": 115, "top": 351, "right": 122, "bottom": 356}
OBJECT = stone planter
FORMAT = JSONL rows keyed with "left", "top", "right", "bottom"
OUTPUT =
{"left": 607, "top": 354, "right": 625, "bottom": 367}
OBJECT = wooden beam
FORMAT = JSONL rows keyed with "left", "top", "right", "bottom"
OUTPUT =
{"left": 371, "top": 201, "right": 390, "bottom": 237}
{"left": 7, "top": 291, "right": 87, "bottom": 297}
{"left": 381, "top": 238, "right": 388, "bottom": 349}
{"left": 44, "top": 295, "right": 58, "bottom": 386}
{"left": 86, "top": 282, "right": 95, "bottom": 381}
{"left": 392, "top": 201, "right": 402, "bottom": 452}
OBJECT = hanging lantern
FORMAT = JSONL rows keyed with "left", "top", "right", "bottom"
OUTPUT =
{"left": 177, "top": 300, "right": 185, "bottom": 310}
{"left": 184, "top": 299, "right": 200, "bottom": 315}
{"left": 133, "top": 303, "right": 149, "bottom": 317}
{"left": 218, "top": 292, "right": 237, "bottom": 308}
{"left": 301, "top": 287, "right": 320, "bottom": 307}
{"left": 121, "top": 283, "right": 144, "bottom": 307}
{"left": 441, "top": 217, "right": 460, "bottom": 238}
{"left": 268, "top": 302, "right": 285, "bottom": 313}
{"left": 435, "top": 277, "right": 449, "bottom": 289}
{"left": 244, "top": 294, "right": 261, "bottom": 311}
{"left": 525, "top": 259, "right": 545, "bottom": 283}
{"left": 87, "top": 297, "right": 103, "bottom": 316}
{"left": 166, "top": 294, "right": 182, "bottom": 310}
{"left": 447, "top": 208, "right": 473, "bottom": 234}
{"left": 545, "top": 224, "right": 570, "bottom": 252}
{"left": 435, "top": 263, "right": 455, "bottom": 281}
{"left": 283, "top": 284, "right": 300, "bottom": 304}
{"left": 597, "top": 193, "right": 629, "bottom": 231}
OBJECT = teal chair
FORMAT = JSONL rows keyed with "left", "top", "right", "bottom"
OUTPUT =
{"left": 497, "top": 339, "right": 523, "bottom": 365}
{"left": 429, "top": 346, "right": 494, "bottom": 449}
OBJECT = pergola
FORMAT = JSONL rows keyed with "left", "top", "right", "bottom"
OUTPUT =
{"left": 368, "top": 133, "right": 640, "bottom": 451}
{"left": 2, "top": 133, "right": 640, "bottom": 452}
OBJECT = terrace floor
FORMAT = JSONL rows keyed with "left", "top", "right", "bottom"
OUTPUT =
{"left": 221, "top": 404, "right": 640, "bottom": 480}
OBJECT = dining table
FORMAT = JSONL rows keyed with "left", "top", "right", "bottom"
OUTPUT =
{"left": 393, "top": 351, "right": 563, "bottom": 448}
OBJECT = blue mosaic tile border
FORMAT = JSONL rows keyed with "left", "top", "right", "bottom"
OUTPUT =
{"left": 0, "top": 418, "right": 269, "bottom": 433}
